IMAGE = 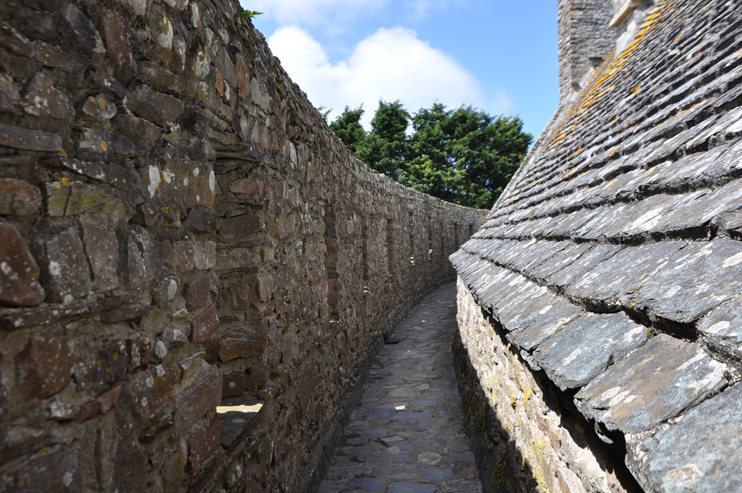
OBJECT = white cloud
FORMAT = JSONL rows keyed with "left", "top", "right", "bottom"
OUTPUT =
{"left": 268, "top": 26, "right": 492, "bottom": 128}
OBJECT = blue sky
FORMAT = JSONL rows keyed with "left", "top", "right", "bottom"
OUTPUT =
{"left": 240, "top": 0, "right": 559, "bottom": 139}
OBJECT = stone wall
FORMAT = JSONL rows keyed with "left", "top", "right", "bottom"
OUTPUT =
{"left": 558, "top": 0, "right": 616, "bottom": 103}
{"left": 0, "top": 1, "right": 486, "bottom": 491}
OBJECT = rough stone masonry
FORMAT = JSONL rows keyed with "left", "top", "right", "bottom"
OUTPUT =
{"left": 0, "top": 0, "right": 486, "bottom": 491}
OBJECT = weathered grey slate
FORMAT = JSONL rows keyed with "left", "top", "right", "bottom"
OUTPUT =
{"left": 564, "top": 241, "right": 687, "bottom": 310}
{"left": 574, "top": 335, "right": 728, "bottom": 433}
{"left": 507, "top": 298, "right": 583, "bottom": 351}
{"left": 697, "top": 296, "right": 742, "bottom": 358}
{"left": 533, "top": 312, "right": 647, "bottom": 391}
{"left": 631, "top": 238, "right": 742, "bottom": 324}
{"left": 633, "top": 383, "right": 742, "bottom": 493}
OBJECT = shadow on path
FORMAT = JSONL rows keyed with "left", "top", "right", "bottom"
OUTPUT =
{"left": 318, "top": 282, "right": 483, "bottom": 493}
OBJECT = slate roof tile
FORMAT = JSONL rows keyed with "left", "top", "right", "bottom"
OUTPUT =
{"left": 634, "top": 382, "right": 742, "bottom": 493}
{"left": 533, "top": 312, "right": 647, "bottom": 391}
{"left": 574, "top": 334, "right": 728, "bottom": 434}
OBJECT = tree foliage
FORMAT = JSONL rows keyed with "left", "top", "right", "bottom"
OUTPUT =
{"left": 330, "top": 100, "right": 532, "bottom": 210}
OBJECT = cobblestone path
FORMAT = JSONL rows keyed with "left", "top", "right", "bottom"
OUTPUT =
{"left": 319, "top": 282, "right": 482, "bottom": 493}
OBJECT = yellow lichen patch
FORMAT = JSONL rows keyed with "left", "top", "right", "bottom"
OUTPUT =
{"left": 100, "top": 140, "right": 108, "bottom": 152}
{"left": 631, "top": 86, "right": 641, "bottom": 95}
{"left": 61, "top": 177, "right": 71, "bottom": 187}
{"left": 98, "top": 98, "right": 106, "bottom": 109}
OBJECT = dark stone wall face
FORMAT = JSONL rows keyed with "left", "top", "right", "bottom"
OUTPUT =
{"left": 0, "top": 1, "right": 487, "bottom": 491}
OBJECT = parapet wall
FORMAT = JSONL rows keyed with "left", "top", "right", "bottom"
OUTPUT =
{"left": 0, "top": 1, "right": 486, "bottom": 491}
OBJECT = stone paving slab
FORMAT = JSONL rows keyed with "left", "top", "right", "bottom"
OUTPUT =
{"left": 318, "top": 283, "right": 482, "bottom": 493}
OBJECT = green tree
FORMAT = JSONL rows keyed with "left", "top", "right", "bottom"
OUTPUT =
{"left": 331, "top": 100, "right": 531, "bottom": 209}
{"left": 355, "top": 100, "right": 410, "bottom": 178}
{"left": 329, "top": 106, "right": 367, "bottom": 153}
{"left": 401, "top": 103, "right": 460, "bottom": 203}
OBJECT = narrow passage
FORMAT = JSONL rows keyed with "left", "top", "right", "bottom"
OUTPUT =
{"left": 319, "top": 282, "right": 482, "bottom": 493}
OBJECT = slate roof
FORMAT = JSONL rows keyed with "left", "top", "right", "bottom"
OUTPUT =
{"left": 451, "top": 0, "right": 742, "bottom": 491}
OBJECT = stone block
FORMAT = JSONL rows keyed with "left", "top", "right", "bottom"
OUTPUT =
{"left": 137, "top": 61, "right": 191, "bottom": 95}
{"left": 124, "top": 364, "right": 179, "bottom": 420}
{"left": 113, "top": 0, "right": 147, "bottom": 16}
{"left": 184, "top": 274, "right": 212, "bottom": 310}
{"left": 246, "top": 361, "right": 268, "bottom": 393}
{"left": 229, "top": 178, "right": 266, "bottom": 196}
{"left": 74, "top": 384, "right": 123, "bottom": 423}
{"left": 222, "top": 371, "right": 246, "bottom": 398}
{"left": 0, "top": 222, "right": 45, "bottom": 307}
{"left": 126, "top": 226, "right": 162, "bottom": 288}
{"left": 125, "top": 84, "right": 184, "bottom": 126}
{"left": 230, "top": 281, "right": 251, "bottom": 311}
{"left": 0, "top": 445, "right": 82, "bottom": 492}
{"left": 216, "top": 248, "right": 261, "bottom": 271}
{"left": 80, "top": 126, "right": 136, "bottom": 155}
{"left": 99, "top": 8, "right": 136, "bottom": 78}
{"left": 112, "top": 113, "right": 161, "bottom": 152}
{"left": 50, "top": 183, "right": 128, "bottom": 219}
{"left": 575, "top": 335, "right": 728, "bottom": 434}
{"left": 163, "top": 240, "right": 196, "bottom": 273}
{"left": 194, "top": 241, "right": 216, "bottom": 270}
{"left": 236, "top": 56, "right": 250, "bottom": 96}
{"left": 78, "top": 215, "right": 119, "bottom": 291}
{"left": 219, "top": 213, "right": 262, "bottom": 240}
{"left": 185, "top": 208, "right": 217, "bottom": 233}
{"left": 0, "top": 73, "right": 19, "bottom": 112}
{"left": 183, "top": 166, "right": 216, "bottom": 208}
{"left": 187, "top": 415, "right": 221, "bottom": 477}
{"left": 97, "top": 406, "right": 147, "bottom": 492}
{"left": 49, "top": 158, "right": 135, "bottom": 192}
{"left": 43, "top": 228, "right": 91, "bottom": 303}
{"left": 161, "top": 326, "right": 189, "bottom": 349}
{"left": 15, "top": 327, "right": 73, "bottom": 400}
{"left": 219, "top": 325, "right": 267, "bottom": 361}
{"left": 152, "top": 277, "right": 178, "bottom": 308}
{"left": 190, "top": 304, "right": 220, "bottom": 342}
{"left": 137, "top": 410, "right": 174, "bottom": 444}
{"left": 72, "top": 338, "right": 128, "bottom": 392}
{"left": 256, "top": 274, "right": 274, "bottom": 302}
{"left": 0, "top": 178, "right": 41, "bottom": 216}
{"left": 100, "top": 304, "right": 153, "bottom": 323}
{"left": 218, "top": 48, "right": 239, "bottom": 89}
{"left": 126, "top": 332, "right": 152, "bottom": 372}
{"left": 0, "top": 122, "right": 62, "bottom": 152}
{"left": 173, "top": 366, "right": 221, "bottom": 436}
{"left": 20, "top": 73, "right": 74, "bottom": 120}
{"left": 61, "top": 3, "right": 105, "bottom": 54}
{"left": 81, "top": 94, "right": 117, "bottom": 119}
